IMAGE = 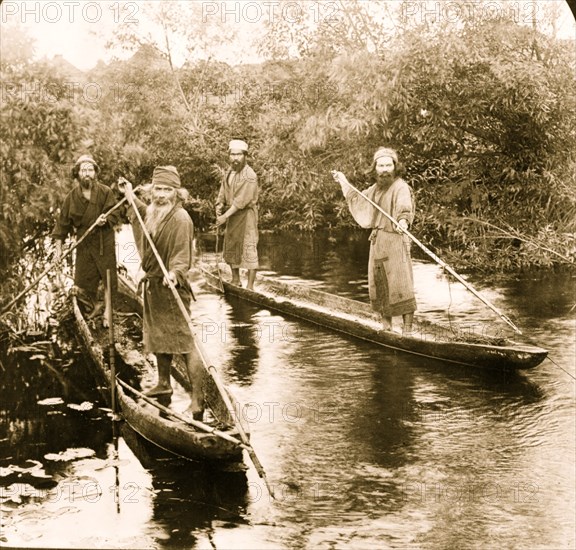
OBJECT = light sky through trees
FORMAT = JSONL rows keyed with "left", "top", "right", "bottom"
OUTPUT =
{"left": 1, "top": 0, "right": 574, "bottom": 71}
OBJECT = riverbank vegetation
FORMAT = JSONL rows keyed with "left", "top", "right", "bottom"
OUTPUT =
{"left": 1, "top": 1, "right": 574, "bottom": 276}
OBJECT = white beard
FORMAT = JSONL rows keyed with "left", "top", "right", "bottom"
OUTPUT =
{"left": 145, "top": 201, "right": 173, "bottom": 236}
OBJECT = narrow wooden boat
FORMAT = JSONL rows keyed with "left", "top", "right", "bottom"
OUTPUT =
{"left": 199, "top": 263, "right": 548, "bottom": 371}
{"left": 71, "top": 274, "right": 248, "bottom": 462}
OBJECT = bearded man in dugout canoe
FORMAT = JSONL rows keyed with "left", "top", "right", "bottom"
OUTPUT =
{"left": 215, "top": 139, "right": 259, "bottom": 290}
{"left": 51, "top": 154, "right": 120, "bottom": 327}
{"left": 333, "top": 147, "right": 417, "bottom": 334}
{"left": 118, "top": 166, "right": 204, "bottom": 420}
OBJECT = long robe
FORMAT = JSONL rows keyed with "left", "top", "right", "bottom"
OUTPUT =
{"left": 217, "top": 164, "right": 259, "bottom": 269}
{"left": 345, "top": 178, "right": 417, "bottom": 317}
{"left": 52, "top": 181, "right": 119, "bottom": 299}
{"left": 128, "top": 198, "right": 195, "bottom": 354}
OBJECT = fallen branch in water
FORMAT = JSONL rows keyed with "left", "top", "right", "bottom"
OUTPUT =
{"left": 461, "top": 217, "right": 574, "bottom": 263}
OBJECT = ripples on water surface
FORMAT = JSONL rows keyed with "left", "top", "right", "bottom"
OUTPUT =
{"left": 0, "top": 229, "right": 574, "bottom": 549}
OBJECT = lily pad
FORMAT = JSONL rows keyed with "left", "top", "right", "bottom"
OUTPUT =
{"left": 44, "top": 448, "right": 95, "bottom": 462}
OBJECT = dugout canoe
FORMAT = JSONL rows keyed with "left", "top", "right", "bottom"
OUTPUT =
{"left": 71, "top": 274, "right": 248, "bottom": 462}
{"left": 199, "top": 263, "right": 548, "bottom": 371}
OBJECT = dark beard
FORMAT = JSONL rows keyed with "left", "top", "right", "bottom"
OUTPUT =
{"left": 231, "top": 159, "right": 246, "bottom": 172}
{"left": 145, "top": 201, "right": 173, "bottom": 236}
{"left": 79, "top": 176, "right": 94, "bottom": 189}
{"left": 376, "top": 172, "right": 394, "bottom": 186}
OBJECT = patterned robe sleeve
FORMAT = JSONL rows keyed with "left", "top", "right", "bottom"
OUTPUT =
{"left": 393, "top": 182, "right": 415, "bottom": 226}
{"left": 345, "top": 184, "right": 378, "bottom": 228}
{"left": 232, "top": 170, "right": 258, "bottom": 210}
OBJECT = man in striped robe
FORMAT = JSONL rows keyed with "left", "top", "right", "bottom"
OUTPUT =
{"left": 333, "top": 147, "right": 416, "bottom": 333}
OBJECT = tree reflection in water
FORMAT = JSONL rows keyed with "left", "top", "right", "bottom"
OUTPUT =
{"left": 0, "top": 333, "right": 250, "bottom": 548}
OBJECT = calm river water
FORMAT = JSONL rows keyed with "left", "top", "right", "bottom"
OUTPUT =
{"left": 1, "top": 229, "right": 574, "bottom": 549}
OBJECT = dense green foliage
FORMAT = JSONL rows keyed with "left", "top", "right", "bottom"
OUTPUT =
{"left": 1, "top": 1, "right": 574, "bottom": 274}
{"left": 250, "top": 1, "right": 576, "bottom": 270}
{"left": 0, "top": 27, "right": 80, "bottom": 268}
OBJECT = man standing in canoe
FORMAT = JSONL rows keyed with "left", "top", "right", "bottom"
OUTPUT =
{"left": 333, "top": 147, "right": 416, "bottom": 333}
{"left": 118, "top": 166, "right": 204, "bottom": 419}
{"left": 52, "top": 154, "right": 120, "bottom": 326}
{"left": 215, "top": 139, "right": 259, "bottom": 290}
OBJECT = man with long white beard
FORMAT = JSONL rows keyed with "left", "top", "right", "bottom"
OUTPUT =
{"left": 52, "top": 154, "right": 119, "bottom": 326}
{"left": 119, "top": 166, "right": 204, "bottom": 420}
{"left": 333, "top": 147, "right": 416, "bottom": 333}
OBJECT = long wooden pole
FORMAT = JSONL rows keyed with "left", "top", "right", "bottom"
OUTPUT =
{"left": 105, "top": 269, "right": 119, "bottom": 420}
{"left": 214, "top": 227, "right": 225, "bottom": 293}
{"left": 0, "top": 193, "right": 132, "bottom": 318}
{"left": 116, "top": 377, "right": 251, "bottom": 450}
{"left": 120, "top": 178, "right": 275, "bottom": 498}
{"left": 332, "top": 171, "right": 522, "bottom": 334}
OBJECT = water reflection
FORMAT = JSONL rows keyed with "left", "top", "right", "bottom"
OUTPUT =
{"left": 120, "top": 424, "right": 249, "bottom": 548}
{"left": 195, "top": 231, "right": 573, "bottom": 548}
{"left": 257, "top": 231, "right": 371, "bottom": 299}
{"left": 1, "top": 228, "right": 573, "bottom": 549}
{"left": 354, "top": 351, "right": 418, "bottom": 469}
{"left": 0, "top": 350, "right": 251, "bottom": 548}
{"left": 222, "top": 295, "right": 261, "bottom": 386}
{"left": 502, "top": 272, "right": 575, "bottom": 319}
{"left": 0, "top": 354, "right": 112, "bottom": 463}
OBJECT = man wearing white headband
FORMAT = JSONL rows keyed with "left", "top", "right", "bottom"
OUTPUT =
{"left": 215, "top": 139, "right": 259, "bottom": 290}
{"left": 333, "top": 147, "right": 416, "bottom": 333}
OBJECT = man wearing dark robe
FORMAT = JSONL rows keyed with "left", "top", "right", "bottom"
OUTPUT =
{"left": 52, "top": 154, "right": 119, "bottom": 325}
{"left": 119, "top": 166, "right": 204, "bottom": 420}
{"left": 215, "top": 139, "right": 259, "bottom": 290}
{"left": 333, "top": 147, "right": 416, "bottom": 333}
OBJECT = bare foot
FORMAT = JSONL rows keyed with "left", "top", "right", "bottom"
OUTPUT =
{"left": 144, "top": 385, "right": 173, "bottom": 397}
{"left": 184, "top": 405, "right": 204, "bottom": 422}
{"left": 381, "top": 315, "right": 392, "bottom": 331}
{"left": 402, "top": 325, "right": 413, "bottom": 336}
{"left": 87, "top": 302, "right": 104, "bottom": 319}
